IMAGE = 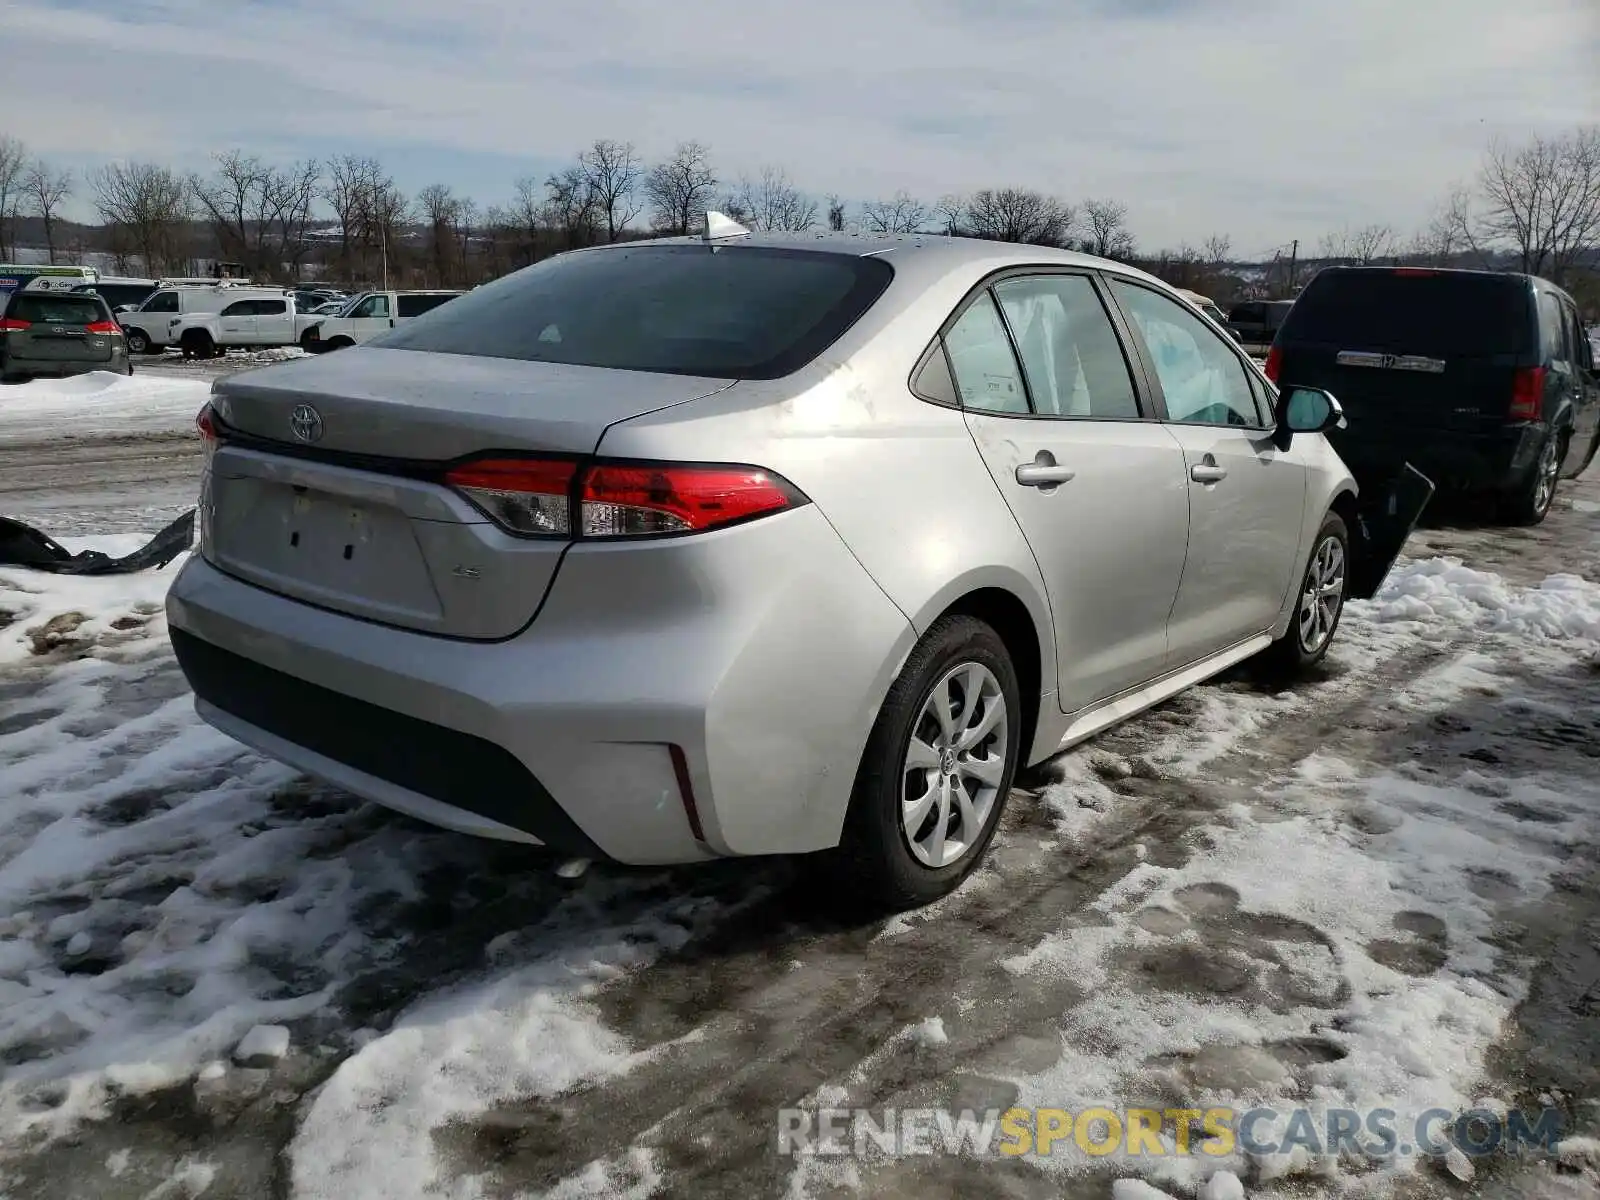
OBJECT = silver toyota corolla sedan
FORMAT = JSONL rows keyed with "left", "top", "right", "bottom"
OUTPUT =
{"left": 167, "top": 222, "right": 1405, "bottom": 910}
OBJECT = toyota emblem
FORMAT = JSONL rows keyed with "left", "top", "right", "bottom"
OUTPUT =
{"left": 290, "top": 404, "right": 324, "bottom": 443}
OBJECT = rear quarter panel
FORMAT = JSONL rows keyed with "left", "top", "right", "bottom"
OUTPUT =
{"left": 594, "top": 254, "right": 1060, "bottom": 707}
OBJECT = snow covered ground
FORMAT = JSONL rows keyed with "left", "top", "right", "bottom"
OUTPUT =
{"left": 0, "top": 372, "right": 212, "bottom": 442}
{"left": 0, "top": 477, "right": 1598, "bottom": 1198}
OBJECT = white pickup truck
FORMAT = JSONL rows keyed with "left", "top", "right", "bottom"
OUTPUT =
{"left": 168, "top": 293, "right": 326, "bottom": 358}
{"left": 301, "top": 290, "right": 463, "bottom": 352}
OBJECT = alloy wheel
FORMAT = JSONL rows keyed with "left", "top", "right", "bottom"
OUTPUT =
{"left": 1298, "top": 535, "right": 1346, "bottom": 653}
{"left": 900, "top": 662, "right": 1009, "bottom": 869}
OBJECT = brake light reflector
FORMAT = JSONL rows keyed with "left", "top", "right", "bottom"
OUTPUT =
{"left": 580, "top": 463, "right": 801, "bottom": 537}
{"left": 1510, "top": 366, "right": 1546, "bottom": 420}
{"left": 1263, "top": 346, "right": 1283, "bottom": 383}
{"left": 0, "top": 318, "right": 30, "bottom": 331}
{"left": 85, "top": 320, "right": 119, "bottom": 334}
{"left": 444, "top": 457, "right": 578, "bottom": 536}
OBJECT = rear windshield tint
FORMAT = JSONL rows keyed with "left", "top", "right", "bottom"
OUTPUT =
{"left": 1279, "top": 271, "right": 1531, "bottom": 355}
{"left": 373, "top": 245, "right": 895, "bottom": 378}
{"left": 7, "top": 294, "right": 108, "bottom": 324}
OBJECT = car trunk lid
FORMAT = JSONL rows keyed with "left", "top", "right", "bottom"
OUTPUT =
{"left": 204, "top": 348, "right": 733, "bottom": 638}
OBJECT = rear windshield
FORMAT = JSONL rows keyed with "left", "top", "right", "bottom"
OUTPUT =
{"left": 7, "top": 293, "right": 108, "bottom": 324}
{"left": 1279, "top": 271, "right": 1531, "bottom": 355}
{"left": 373, "top": 244, "right": 895, "bottom": 378}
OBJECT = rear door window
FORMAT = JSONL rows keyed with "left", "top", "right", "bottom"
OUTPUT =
{"left": 375, "top": 245, "right": 894, "bottom": 379}
{"left": 8, "top": 294, "right": 107, "bottom": 324}
{"left": 991, "top": 274, "right": 1141, "bottom": 419}
{"left": 1278, "top": 271, "right": 1531, "bottom": 356}
{"left": 255, "top": 299, "right": 288, "bottom": 316}
{"left": 221, "top": 300, "right": 257, "bottom": 317}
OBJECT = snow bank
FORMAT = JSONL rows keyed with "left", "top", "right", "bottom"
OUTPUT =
{"left": 1362, "top": 558, "right": 1600, "bottom": 642}
{"left": 0, "top": 372, "right": 211, "bottom": 440}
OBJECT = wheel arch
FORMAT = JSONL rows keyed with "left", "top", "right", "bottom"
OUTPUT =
{"left": 920, "top": 584, "right": 1046, "bottom": 778}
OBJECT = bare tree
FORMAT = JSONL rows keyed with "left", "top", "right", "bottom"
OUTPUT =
{"left": 963, "top": 188, "right": 1073, "bottom": 245}
{"left": 357, "top": 174, "right": 408, "bottom": 287}
{"left": 579, "top": 139, "right": 642, "bottom": 242}
{"left": 1202, "top": 233, "right": 1232, "bottom": 269}
{"left": 826, "top": 194, "right": 847, "bottom": 232}
{"left": 860, "top": 190, "right": 929, "bottom": 234}
{"left": 644, "top": 142, "right": 718, "bottom": 236}
{"left": 1473, "top": 126, "right": 1600, "bottom": 283}
{"left": 727, "top": 167, "right": 817, "bottom": 231}
{"left": 0, "top": 135, "right": 26, "bottom": 260}
{"left": 22, "top": 159, "right": 73, "bottom": 263}
{"left": 544, "top": 166, "right": 599, "bottom": 250}
{"left": 191, "top": 151, "right": 321, "bottom": 281}
{"left": 1316, "top": 223, "right": 1395, "bottom": 265}
{"left": 417, "top": 183, "right": 465, "bottom": 286}
{"left": 324, "top": 155, "right": 391, "bottom": 281}
{"left": 1081, "top": 198, "right": 1135, "bottom": 259}
{"left": 934, "top": 194, "right": 966, "bottom": 236}
{"left": 89, "top": 161, "right": 192, "bottom": 275}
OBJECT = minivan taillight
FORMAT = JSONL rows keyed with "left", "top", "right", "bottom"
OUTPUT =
{"left": 85, "top": 320, "right": 120, "bottom": 334}
{"left": 442, "top": 456, "right": 807, "bottom": 539}
{"left": 0, "top": 318, "right": 30, "bottom": 331}
{"left": 1510, "top": 366, "right": 1546, "bottom": 421}
{"left": 1263, "top": 346, "right": 1283, "bottom": 383}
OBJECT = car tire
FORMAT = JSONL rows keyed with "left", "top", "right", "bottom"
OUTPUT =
{"left": 835, "top": 614, "right": 1022, "bottom": 912}
{"left": 125, "top": 329, "right": 151, "bottom": 355}
{"left": 1500, "top": 432, "right": 1563, "bottom": 526}
{"left": 327, "top": 336, "right": 355, "bottom": 351}
{"left": 180, "top": 331, "right": 214, "bottom": 361}
{"left": 1262, "top": 511, "right": 1349, "bottom": 674}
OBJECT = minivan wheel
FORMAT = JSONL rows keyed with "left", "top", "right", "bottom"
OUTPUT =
{"left": 1262, "top": 512, "right": 1349, "bottom": 674}
{"left": 837, "top": 615, "right": 1022, "bottom": 911}
{"left": 1501, "top": 433, "right": 1562, "bottom": 526}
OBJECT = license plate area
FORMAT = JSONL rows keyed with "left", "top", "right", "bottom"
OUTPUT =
{"left": 212, "top": 477, "right": 444, "bottom": 623}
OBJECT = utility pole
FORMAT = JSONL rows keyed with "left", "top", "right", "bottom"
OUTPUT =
{"left": 1288, "top": 239, "right": 1298, "bottom": 295}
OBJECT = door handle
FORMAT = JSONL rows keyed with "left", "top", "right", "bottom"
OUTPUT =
{"left": 1015, "top": 453, "right": 1076, "bottom": 487}
{"left": 1190, "top": 461, "right": 1228, "bottom": 484}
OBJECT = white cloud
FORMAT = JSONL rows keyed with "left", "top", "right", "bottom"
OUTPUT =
{"left": 6, "top": 0, "right": 1596, "bottom": 251}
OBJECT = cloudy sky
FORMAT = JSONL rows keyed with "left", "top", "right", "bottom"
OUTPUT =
{"left": 8, "top": 0, "right": 1597, "bottom": 254}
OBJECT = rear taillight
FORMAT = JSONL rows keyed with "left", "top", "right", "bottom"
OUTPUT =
{"left": 85, "top": 320, "right": 119, "bottom": 334}
{"left": 0, "top": 318, "right": 30, "bottom": 331}
{"left": 1393, "top": 268, "right": 1438, "bottom": 277}
{"left": 581, "top": 463, "right": 800, "bottom": 537}
{"left": 1263, "top": 346, "right": 1283, "bottom": 383}
{"left": 1510, "top": 366, "right": 1546, "bottom": 421}
{"left": 442, "top": 456, "right": 807, "bottom": 539}
{"left": 443, "top": 457, "right": 579, "bottom": 536}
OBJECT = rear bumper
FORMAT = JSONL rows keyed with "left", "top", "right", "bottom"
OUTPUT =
{"left": 1330, "top": 423, "right": 1546, "bottom": 492}
{"left": 165, "top": 505, "right": 916, "bottom": 865}
{"left": 1, "top": 351, "right": 129, "bottom": 378}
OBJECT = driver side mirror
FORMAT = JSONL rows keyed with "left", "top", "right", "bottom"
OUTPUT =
{"left": 1274, "top": 386, "right": 1346, "bottom": 450}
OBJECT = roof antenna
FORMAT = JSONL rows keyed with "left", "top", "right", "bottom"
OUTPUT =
{"left": 702, "top": 210, "right": 751, "bottom": 243}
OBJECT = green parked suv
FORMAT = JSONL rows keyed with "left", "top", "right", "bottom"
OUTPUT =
{"left": 0, "top": 290, "right": 132, "bottom": 382}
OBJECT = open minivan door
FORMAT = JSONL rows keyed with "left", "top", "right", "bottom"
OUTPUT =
{"left": 1348, "top": 462, "right": 1435, "bottom": 600}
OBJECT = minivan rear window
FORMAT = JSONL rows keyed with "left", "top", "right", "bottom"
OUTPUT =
{"left": 374, "top": 245, "right": 895, "bottom": 379}
{"left": 1278, "top": 271, "right": 1531, "bottom": 356}
{"left": 7, "top": 294, "right": 108, "bottom": 324}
